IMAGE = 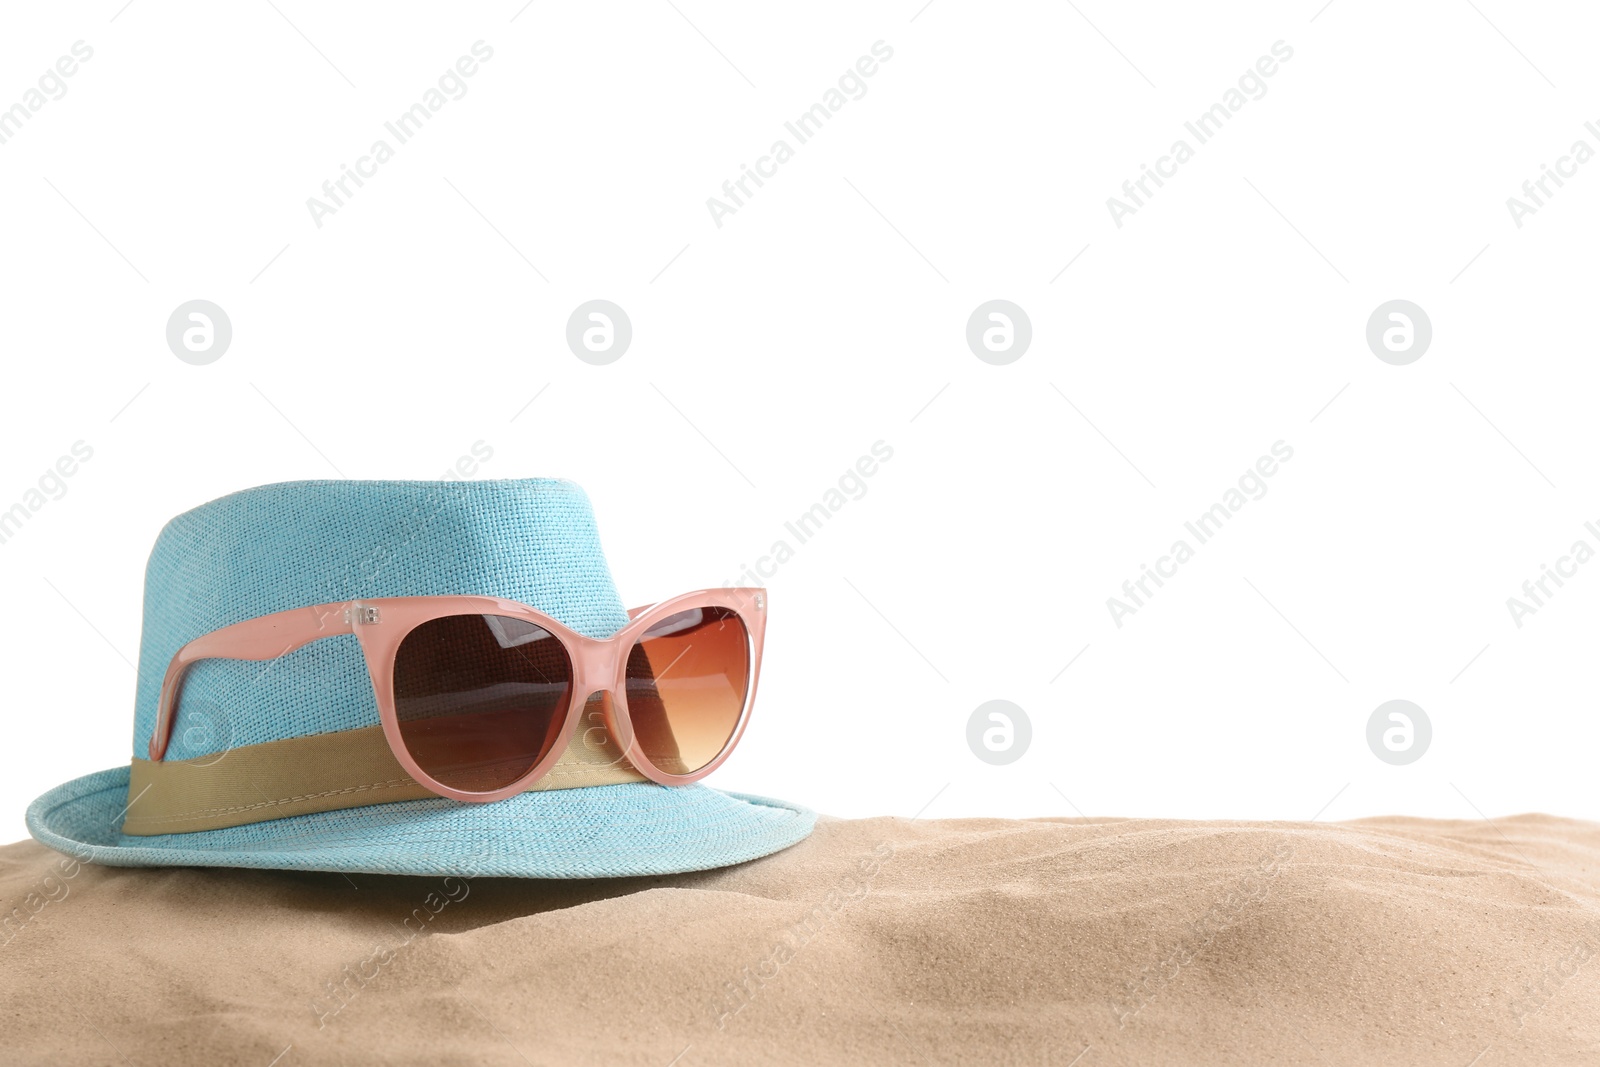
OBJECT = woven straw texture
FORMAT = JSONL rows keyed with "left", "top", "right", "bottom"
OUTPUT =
{"left": 135, "top": 478, "right": 629, "bottom": 759}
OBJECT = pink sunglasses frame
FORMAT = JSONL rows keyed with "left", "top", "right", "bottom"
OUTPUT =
{"left": 147, "top": 588, "right": 767, "bottom": 803}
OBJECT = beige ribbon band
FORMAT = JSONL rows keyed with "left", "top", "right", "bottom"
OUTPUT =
{"left": 122, "top": 719, "right": 648, "bottom": 836}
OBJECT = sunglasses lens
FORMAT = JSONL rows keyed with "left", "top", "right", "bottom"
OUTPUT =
{"left": 393, "top": 614, "right": 573, "bottom": 793}
{"left": 625, "top": 606, "right": 749, "bottom": 776}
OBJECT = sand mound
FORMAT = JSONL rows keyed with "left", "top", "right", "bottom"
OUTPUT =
{"left": 3, "top": 814, "right": 1598, "bottom": 1065}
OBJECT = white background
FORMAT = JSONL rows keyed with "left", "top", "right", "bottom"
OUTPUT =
{"left": 2, "top": 1, "right": 1598, "bottom": 844}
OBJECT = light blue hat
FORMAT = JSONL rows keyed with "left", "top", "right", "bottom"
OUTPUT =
{"left": 26, "top": 478, "right": 814, "bottom": 878}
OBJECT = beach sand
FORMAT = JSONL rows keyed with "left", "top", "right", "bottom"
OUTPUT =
{"left": 2, "top": 814, "right": 1598, "bottom": 1065}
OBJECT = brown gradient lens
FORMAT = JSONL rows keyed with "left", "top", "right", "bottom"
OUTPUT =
{"left": 393, "top": 614, "right": 573, "bottom": 792}
{"left": 625, "top": 606, "right": 749, "bottom": 776}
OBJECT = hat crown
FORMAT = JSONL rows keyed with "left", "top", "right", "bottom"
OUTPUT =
{"left": 132, "top": 478, "right": 628, "bottom": 759}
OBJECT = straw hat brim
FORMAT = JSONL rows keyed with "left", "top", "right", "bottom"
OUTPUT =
{"left": 27, "top": 766, "right": 815, "bottom": 878}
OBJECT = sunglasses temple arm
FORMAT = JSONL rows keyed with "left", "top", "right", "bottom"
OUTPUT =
{"left": 147, "top": 603, "right": 357, "bottom": 761}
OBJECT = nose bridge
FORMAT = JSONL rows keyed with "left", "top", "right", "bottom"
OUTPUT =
{"left": 566, "top": 633, "right": 635, "bottom": 759}
{"left": 567, "top": 633, "right": 622, "bottom": 712}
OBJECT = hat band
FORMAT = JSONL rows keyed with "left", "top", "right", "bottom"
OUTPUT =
{"left": 121, "top": 714, "right": 648, "bottom": 836}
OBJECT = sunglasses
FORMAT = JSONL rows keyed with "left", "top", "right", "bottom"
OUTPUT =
{"left": 147, "top": 589, "right": 766, "bottom": 803}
